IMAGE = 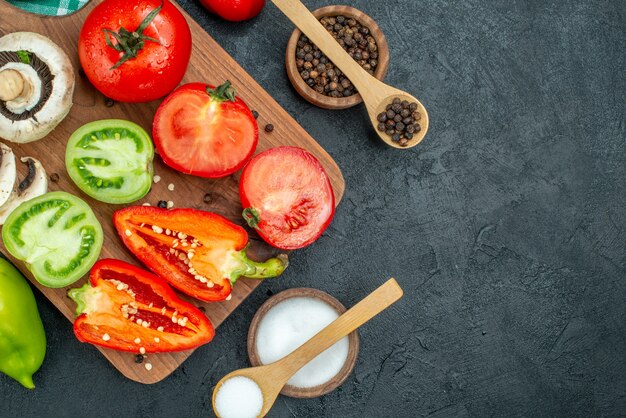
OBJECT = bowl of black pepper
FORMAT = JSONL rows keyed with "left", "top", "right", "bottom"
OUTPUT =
{"left": 285, "top": 5, "right": 389, "bottom": 110}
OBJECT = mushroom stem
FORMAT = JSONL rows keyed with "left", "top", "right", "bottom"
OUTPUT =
{"left": 0, "top": 69, "right": 30, "bottom": 102}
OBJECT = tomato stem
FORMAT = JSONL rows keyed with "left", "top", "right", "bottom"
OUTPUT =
{"left": 242, "top": 207, "right": 260, "bottom": 229}
{"left": 103, "top": 0, "right": 163, "bottom": 69}
{"left": 206, "top": 81, "right": 237, "bottom": 102}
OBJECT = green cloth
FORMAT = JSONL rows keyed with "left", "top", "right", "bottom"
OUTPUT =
{"left": 6, "top": 0, "right": 89, "bottom": 16}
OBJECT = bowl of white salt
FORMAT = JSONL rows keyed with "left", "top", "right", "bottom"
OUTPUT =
{"left": 247, "top": 288, "right": 360, "bottom": 398}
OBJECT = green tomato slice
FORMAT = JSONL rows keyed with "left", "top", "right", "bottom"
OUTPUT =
{"left": 65, "top": 119, "right": 154, "bottom": 204}
{"left": 2, "top": 191, "right": 104, "bottom": 288}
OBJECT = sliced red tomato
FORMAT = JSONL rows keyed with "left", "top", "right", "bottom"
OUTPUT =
{"left": 240, "top": 146, "right": 335, "bottom": 250}
{"left": 113, "top": 207, "right": 288, "bottom": 302}
{"left": 152, "top": 82, "right": 258, "bottom": 178}
{"left": 68, "top": 259, "right": 214, "bottom": 353}
{"left": 78, "top": 0, "right": 191, "bottom": 103}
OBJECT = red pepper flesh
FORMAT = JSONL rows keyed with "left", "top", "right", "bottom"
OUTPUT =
{"left": 68, "top": 259, "right": 214, "bottom": 353}
{"left": 113, "top": 207, "right": 288, "bottom": 302}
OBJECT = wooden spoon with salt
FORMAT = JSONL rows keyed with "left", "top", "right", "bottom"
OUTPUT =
{"left": 271, "top": 0, "right": 429, "bottom": 149}
{"left": 212, "top": 278, "right": 403, "bottom": 417}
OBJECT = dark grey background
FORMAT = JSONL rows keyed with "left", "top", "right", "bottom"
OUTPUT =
{"left": 1, "top": 0, "right": 625, "bottom": 417}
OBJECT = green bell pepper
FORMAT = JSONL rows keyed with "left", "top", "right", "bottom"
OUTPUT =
{"left": 0, "top": 257, "right": 46, "bottom": 389}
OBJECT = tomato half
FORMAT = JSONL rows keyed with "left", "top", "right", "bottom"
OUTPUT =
{"left": 153, "top": 82, "right": 258, "bottom": 178}
{"left": 2, "top": 191, "right": 104, "bottom": 288}
{"left": 78, "top": 0, "right": 191, "bottom": 103}
{"left": 239, "top": 146, "right": 335, "bottom": 250}
{"left": 65, "top": 119, "right": 154, "bottom": 204}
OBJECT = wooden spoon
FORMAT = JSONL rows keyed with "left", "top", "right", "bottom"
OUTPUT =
{"left": 212, "top": 278, "right": 403, "bottom": 417}
{"left": 271, "top": 0, "right": 429, "bottom": 149}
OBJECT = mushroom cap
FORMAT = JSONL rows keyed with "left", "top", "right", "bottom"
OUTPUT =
{"left": 0, "top": 32, "right": 74, "bottom": 143}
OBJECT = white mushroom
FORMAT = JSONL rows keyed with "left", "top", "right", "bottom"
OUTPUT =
{"left": 0, "top": 156, "right": 48, "bottom": 224}
{"left": 0, "top": 143, "right": 16, "bottom": 207}
{"left": 0, "top": 32, "right": 74, "bottom": 143}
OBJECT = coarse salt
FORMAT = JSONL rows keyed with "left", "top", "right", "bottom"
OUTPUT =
{"left": 255, "top": 297, "right": 349, "bottom": 388}
{"left": 214, "top": 376, "right": 263, "bottom": 418}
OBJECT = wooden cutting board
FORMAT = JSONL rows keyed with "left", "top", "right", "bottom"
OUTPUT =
{"left": 0, "top": 0, "right": 344, "bottom": 384}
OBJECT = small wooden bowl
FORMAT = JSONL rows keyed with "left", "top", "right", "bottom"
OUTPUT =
{"left": 285, "top": 5, "right": 390, "bottom": 110}
{"left": 247, "top": 288, "right": 360, "bottom": 398}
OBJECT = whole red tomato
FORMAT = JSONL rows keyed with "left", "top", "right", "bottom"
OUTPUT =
{"left": 78, "top": 0, "right": 191, "bottom": 103}
{"left": 199, "top": 0, "right": 265, "bottom": 22}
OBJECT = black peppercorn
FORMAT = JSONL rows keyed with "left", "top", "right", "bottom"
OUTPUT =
{"left": 265, "top": 124, "right": 274, "bottom": 132}
{"left": 49, "top": 173, "right": 60, "bottom": 183}
{"left": 203, "top": 193, "right": 212, "bottom": 204}
{"left": 157, "top": 200, "right": 167, "bottom": 208}
{"left": 135, "top": 354, "right": 144, "bottom": 364}
{"left": 376, "top": 98, "right": 422, "bottom": 145}
{"left": 295, "top": 16, "right": 379, "bottom": 99}
{"left": 251, "top": 110, "right": 259, "bottom": 119}
{"left": 104, "top": 97, "right": 114, "bottom": 107}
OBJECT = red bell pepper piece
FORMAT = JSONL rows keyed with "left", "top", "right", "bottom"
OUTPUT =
{"left": 113, "top": 207, "right": 288, "bottom": 302}
{"left": 68, "top": 259, "right": 214, "bottom": 353}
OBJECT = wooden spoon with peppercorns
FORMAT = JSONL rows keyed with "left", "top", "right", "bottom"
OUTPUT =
{"left": 272, "top": 0, "right": 429, "bottom": 149}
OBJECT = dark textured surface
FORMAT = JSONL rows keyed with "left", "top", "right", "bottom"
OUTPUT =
{"left": 1, "top": 0, "right": 625, "bottom": 417}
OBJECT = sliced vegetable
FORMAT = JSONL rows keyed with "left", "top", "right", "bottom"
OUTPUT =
{"left": 78, "top": 0, "right": 191, "bottom": 103}
{"left": 240, "top": 146, "right": 335, "bottom": 250}
{"left": 2, "top": 191, "right": 104, "bottom": 288}
{"left": 0, "top": 155, "right": 48, "bottom": 224}
{"left": 152, "top": 81, "right": 258, "bottom": 178}
{"left": 0, "top": 143, "right": 17, "bottom": 207}
{"left": 0, "top": 32, "right": 74, "bottom": 143}
{"left": 113, "top": 207, "right": 288, "bottom": 302}
{"left": 199, "top": 0, "right": 265, "bottom": 22}
{"left": 65, "top": 119, "right": 154, "bottom": 204}
{"left": 68, "top": 259, "right": 214, "bottom": 352}
{"left": 0, "top": 257, "right": 46, "bottom": 389}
